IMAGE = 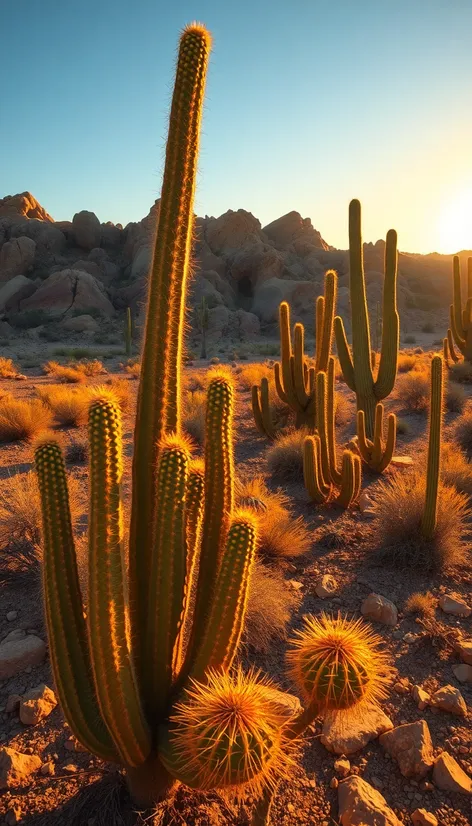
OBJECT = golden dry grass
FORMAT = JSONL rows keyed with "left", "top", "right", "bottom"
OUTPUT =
{"left": 372, "top": 470, "right": 470, "bottom": 570}
{"left": 446, "top": 382, "right": 466, "bottom": 413}
{"left": 404, "top": 591, "right": 436, "bottom": 618}
{"left": 182, "top": 390, "right": 206, "bottom": 445}
{"left": 395, "top": 369, "right": 430, "bottom": 413}
{"left": 397, "top": 353, "right": 418, "bottom": 373}
{"left": 38, "top": 385, "right": 90, "bottom": 427}
{"left": 123, "top": 360, "right": 141, "bottom": 378}
{"left": 244, "top": 559, "right": 300, "bottom": 652}
{"left": 453, "top": 408, "right": 472, "bottom": 457}
{"left": 43, "top": 361, "right": 86, "bottom": 383}
{"left": 0, "top": 398, "right": 53, "bottom": 442}
{"left": 0, "top": 357, "right": 19, "bottom": 378}
{"left": 237, "top": 476, "right": 311, "bottom": 558}
{"left": 267, "top": 428, "right": 306, "bottom": 482}
{"left": 450, "top": 361, "right": 472, "bottom": 384}
{"left": 236, "top": 362, "right": 273, "bottom": 391}
{"left": 102, "top": 377, "right": 133, "bottom": 412}
{"left": 75, "top": 359, "right": 105, "bottom": 377}
{"left": 441, "top": 441, "right": 472, "bottom": 496}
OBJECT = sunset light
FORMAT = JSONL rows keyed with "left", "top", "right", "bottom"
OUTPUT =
{"left": 438, "top": 186, "right": 472, "bottom": 254}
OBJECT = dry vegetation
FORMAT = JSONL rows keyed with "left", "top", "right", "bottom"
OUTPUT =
{"left": 244, "top": 559, "right": 300, "bottom": 652}
{"left": 267, "top": 428, "right": 306, "bottom": 482}
{"left": 0, "top": 397, "right": 52, "bottom": 442}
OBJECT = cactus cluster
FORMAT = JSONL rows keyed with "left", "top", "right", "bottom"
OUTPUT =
{"left": 444, "top": 256, "right": 472, "bottom": 365}
{"left": 34, "top": 25, "right": 393, "bottom": 822}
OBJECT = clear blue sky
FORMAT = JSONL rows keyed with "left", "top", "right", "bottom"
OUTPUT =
{"left": 3, "top": 0, "right": 472, "bottom": 253}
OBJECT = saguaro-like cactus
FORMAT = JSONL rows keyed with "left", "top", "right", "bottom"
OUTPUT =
{"left": 335, "top": 199, "right": 399, "bottom": 439}
{"left": 356, "top": 403, "right": 396, "bottom": 473}
{"left": 421, "top": 355, "right": 443, "bottom": 539}
{"left": 447, "top": 256, "right": 472, "bottom": 362}
{"left": 35, "top": 26, "right": 391, "bottom": 820}
{"left": 124, "top": 307, "right": 133, "bottom": 358}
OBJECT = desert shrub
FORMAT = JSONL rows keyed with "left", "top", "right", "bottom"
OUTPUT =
{"left": 0, "top": 398, "right": 53, "bottom": 442}
{"left": 0, "top": 357, "right": 19, "bottom": 378}
{"left": 397, "top": 353, "right": 418, "bottom": 373}
{"left": 53, "top": 347, "right": 101, "bottom": 360}
{"left": 267, "top": 428, "right": 306, "bottom": 483}
{"left": 237, "top": 363, "right": 273, "bottom": 391}
{"left": 450, "top": 361, "right": 472, "bottom": 384}
{"left": 446, "top": 382, "right": 466, "bottom": 413}
{"left": 123, "top": 360, "right": 141, "bottom": 378}
{"left": 404, "top": 591, "right": 436, "bottom": 618}
{"left": 182, "top": 391, "right": 206, "bottom": 445}
{"left": 209, "top": 356, "right": 219, "bottom": 365}
{"left": 334, "top": 392, "right": 351, "bottom": 427}
{"left": 372, "top": 470, "right": 470, "bottom": 570}
{"left": 8, "top": 310, "right": 52, "bottom": 329}
{"left": 65, "top": 437, "right": 88, "bottom": 465}
{"left": 237, "top": 476, "right": 311, "bottom": 559}
{"left": 38, "top": 385, "right": 90, "bottom": 427}
{"left": 43, "top": 361, "right": 85, "bottom": 383}
{"left": 441, "top": 441, "right": 472, "bottom": 497}
{"left": 453, "top": 409, "right": 472, "bottom": 457}
{"left": 421, "top": 322, "right": 435, "bottom": 334}
{"left": 404, "top": 335, "right": 417, "bottom": 344}
{"left": 396, "top": 417, "right": 411, "bottom": 436}
{"left": 244, "top": 560, "right": 300, "bottom": 652}
{"left": 75, "top": 359, "right": 106, "bottom": 377}
{"left": 396, "top": 370, "right": 429, "bottom": 413}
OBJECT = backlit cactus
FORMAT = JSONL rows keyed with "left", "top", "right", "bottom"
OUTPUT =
{"left": 335, "top": 199, "right": 399, "bottom": 439}
{"left": 447, "top": 256, "right": 472, "bottom": 362}
{"left": 124, "top": 307, "right": 133, "bottom": 358}
{"left": 356, "top": 402, "right": 396, "bottom": 472}
{"left": 421, "top": 355, "right": 443, "bottom": 539}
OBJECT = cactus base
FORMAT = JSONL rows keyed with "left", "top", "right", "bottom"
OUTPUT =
{"left": 126, "top": 755, "right": 177, "bottom": 808}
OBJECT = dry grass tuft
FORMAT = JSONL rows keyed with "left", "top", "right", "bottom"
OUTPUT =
{"left": 404, "top": 591, "right": 436, "bottom": 618}
{"left": 450, "top": 361, "right": 472, "bottom": 384}
{"left": 43, "top": 361, "right": 86, "bottom": 383}
{"left": 0, "top": 398, "right": 53, "bottom": 442}
{"left": 236, "top": 363, "right": 273, "bottom": 391}
{"left": 76, "top": 359, "right": 105, "bottom": 377}
{"left": 397, "top": 353, "right": 418, "bottom": 373}
{"left": 396, "top": 369, "right": 430, "bottom": 413}
{"left": 453, "top": 409, "right": 472, "bottom": 457}
{"left": 237, "top": 477, "right": 311, "bottom": 558}
{"left": 103, "top": 378, "right": 133, "bottom": 412}
{"left": 182, "top": 391, "right": 206, "bottom": 444}
{"left": 38, "top": 385, "right": 90, "bottom": 427}
{"left": 441, "top": 441, "right": 472, "bottom": 496}
{"left": 65, "top": 437, "right": 88, "bottom": 465}
{"left": 446, "top": 382, "right": 466, "bottom": 413}
{"left": 334, "top": 392, "right": 351, "bottom": 427}
{"left": 0, "top": 357, "right": 19, "bottom": 378}
{"left": 123, "top": 360, "right": 141, "bottom": 378}
{"left": 244, "top": 560, "right": 300, "bottom": 652}
{"left": 267, "top": 428, "right": 306, "bottom": 482}
{"left": 372, "top": 470, "right": 470, "bottom": 570}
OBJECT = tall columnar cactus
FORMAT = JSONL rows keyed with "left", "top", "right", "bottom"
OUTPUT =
{"left": 356, "top": 403, "right": 396, "bottom": 473}
{"left": 443, "top": 328, "right": 460, "bottom": 366}
{"left": 124, "top": 307, "right": 133, "bottom": 358}
{"left": 447, "top": 256, "right": 472, "bottom": 362}
{"left": 335, "top": 199, "right": 399, "bottom": 440}
{"left": 196, "top": 295, "right": 209, "bottom": 359}
{"left": 34, "top": 26, "right": 391, "bottom": 821}
{"left": 421, "top": 355, "right": 443, "bottom": 539}
{"left": 303, "top": 358, "right": 362, "bottom": 508}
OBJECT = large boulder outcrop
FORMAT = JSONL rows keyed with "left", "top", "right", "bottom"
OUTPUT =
{"left": 205, "top": 209, "right": 262, "bottom": 255}
{"left": 0, "top": 275, "right": 37, "bottom": 313}
{"left": 72, "top": 210, "right": 101, "bottom": 251}
{"left": 21, "top": 269, "right": 114, "bottom": 317}
{"left": 262, "top": 211, "right": 330, "bottom": 251}
{"left": 251, "top": 277, "right": 319, "bottom": 323}
{"left": 0, "top": 236, "right": 36, "bottom": 281}
{"left": 0, "top": 192, "right": 53, "bottom": 222}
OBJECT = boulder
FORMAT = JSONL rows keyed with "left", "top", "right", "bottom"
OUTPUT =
{"left": 338, "top": 776, "right": 401, "bottom": 826}
{"left": 0, "top": 634, "right": 46, "bottom": 679}
{"left": 194, "top": 241, "right": 226, "bottom": 277}
{"left": 207, "top": 306, "right": 230, "bottom": 342}
{"left": 0, "top": 747, "right": 42, "bottom": 789}
{"left": 439, "top": 594, "right": 471, "bottom": 618}
{"left": 412, "top": 685, "right": 431, "bottom": 711}
{"left": 252, "top": 277, "right": 319, "bottom": 323}
{"left": 456, "top": 638, "right": 472, "bottom": 665}
{"left": 131, "top": 245, "right": 152, "bottom": 280}
{"left": 230, "top": 243, "right": 285, "bottom": 291}
{"left": 10, "top": 220, "right": 65, "bottom": 258}
{"left": 262, "top": 211, "right": 329, "bottom": 251}
{"left": 321, "top": 702, "right": 393, "bottom": 755}
{"left": 205, "top": 209, "right": 262, "bottom": 255}
{"left": 19, "top": 684, "right": 57, "bottom": 726}
{"left": 411, "top": 809, "right": 438, "bottom": 826}
{"left": 315, "top": 574, "right": 338, "bottom": 599}
{"left": 61, "top": 314, "right": 100, "bottom": 333}
{"left": 453, "top": 664, "right": 472, "bottom": 683}
{"left": 0, "top": 276, "right": 36, "bottom": 313}
{"left": 0, "top": 236, "right": 36, "bottom": 280}
{"left": 21, "top": 269, "right": 114, "bottom": 317}
{"left": 379, "top": 721, "right": 434, "bottom": 778}
{"left": 0, "top": 192, "right": 53, "bottom": 222}
{"left": 361, "top": 593, "right": 398, "bottom": 626}
{"left": 72, "top": 210, "right": 101, "bottom": 250}
{"left": 235, "top": 308, "right": 260, "bottom": 337}
{"left": 72, "top": 259, "right": 102, "bottom": 280}
{"left": 432, "top": 752, "right": 472, "bottom": 794}
{"left": 430, "top": 684, "right": 467, "bottom": 716}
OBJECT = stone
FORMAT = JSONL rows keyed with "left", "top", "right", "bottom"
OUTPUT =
{"left": 390, "top": 456, "right": 414, "bottom": 467}
{"left": 379, "top": 721, "right": 434, "bottom": 778}
{"left": 439, "top": 594, "right": 471, "bottom": 618}
{"left": 6, "top": 611, "right": 17, "bottom": 621}
{"left": 334, "top": 757, "right": 351, "bottom": 777}
{"left": 321, "top": 702, "right": 393, "bottom": 755}
{"left": 40, "top": 761, "right": 55, "bottom": 776}
{"left": 0, "top": 635, "right": 46, "bottom": 680}
{"left": 0, "top": 275, "right": 36, "bottom": 313}
{"left": 0, "top": 192, "right": 53, "bottom": 222}
{"left": 430, "top": 685, "right": 467, "bottom": 716}
{"left": 206, "top": 209, "right": 262, "bottom": 255}
{"left": 432, "top": 752, "right": 472, "bottom": 794}
{"left": 21, "top": 269, "right": 114, "bottom": 317}
{"left": 5, "top": 695, "right": 21, "bottom": 714}
{"left": 411, "top": 810, "right": 438, "bottom": 826}
{"left": 19, "top": 684, "right": 57, "bottom": 725}
{"left": 262, "top": 211, "right": 329, "bottom": 251}
{"left": 261, "top": 688, "right": 302, "bottom": 720}
{"left": 61, "top": 314, "right": 100, "bottom": 333}
{"left": 359, "top": 492, "right": 375, "bottom": 514}
{"left": 453, "top": 664, "right": 472, "bottom": 683}
{"left": 207, "top": 305, "right": 230, "bottom": 342}
{"left": 72, "top": 210, "right": 101, "bottom": 250}
{"left": 315, "top": 575, "right": 338, "bottom": 599}
{"left": 62, "top": 763, "right": 79, "bottom": 773}
{"left": 0, "top": 747, "right": 42, "bottom": 789}
{"left": 361, "top": 593, "right": 398, "bottom": 627}
{"left": 0, "top": 236, "right": 35, "bottom": 280}
{"left": 235, "top": 308, "right": 260, "bottom": 337}
{"left": 412, "top": 685, "right": 430, "bottom": 711}
{"left": 338, "top": 776, "right": 401, "bottom": 826}
{"left": 456, "top": 638, "right": 472, "bottom": 665}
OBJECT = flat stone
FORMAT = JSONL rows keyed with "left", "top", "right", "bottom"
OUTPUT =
{"left": 430, "top": 685, "right": 467, "bottom": 716}
{"left": 5, "top": 805, "right": 22, "bottom": 826}
{"left": 0, "top": 635, "right": 46, "bottom": 680}
{"left": 391, "top": 456, "right": 414, "bottom": 467}
{"left": 338, "top": 776, "right": 401, "bottom": 825}
{"left": 379, "top": 721, "right": 434, "bottom": 778}
{"left": 361, "top": 593, "right": 398, "bottom": 627}
{"left": 453, "top": 664, "right": 472, "bottom": 683}
{"left": 432, "top": 752, "right": 472, "bottom": 794}
{"left": 439, "top": 594, "right": 471, "bottom": 618}
{"left": 411, "top": 809, "right": 438, "bottom": 826}
{"left": 19, "top": 684, "right": 57, "bottom": 726}
{"left": 315, "top": 574, "right": 338, "bottom": 599}
{"left": 262, "top": 687, "right": 302, "bottom": 720}
{"left": 0, "top": 747, "right": 42, "bottom": 789}
{"left": 456, "top": 638, "right": 472, "bottom": 665}
{"left": 321, "top": 702, "right": 393, "bottom": 755}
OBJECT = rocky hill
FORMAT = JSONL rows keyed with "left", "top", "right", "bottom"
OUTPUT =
{"left": 0, "top": 191, "right": 469, "bottom": 350}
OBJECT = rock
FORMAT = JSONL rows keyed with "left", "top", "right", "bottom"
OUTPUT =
{"left": 430, "top": 685, "right": 467, "bottom": 716}
{"left": 361, "top": 593, "right": 398, "bottom": 627}
{"left": 62, "top": 763, "right": 79, "bottom": 773}
{"left": 456, "top": 638, "right": 472, "bottom": 665}
{"left": 6, "top": 611, "right": 17, "bottom": 622}
{"left": 453, "top": 664, "right": 472, "bottom": 683}
{"left": 0, "top": 236, "right": 36, "bottom": 280}
{"left": 359, "top": 492, "right": 375, "bottom": 514}
{"left": 71, "top": 259, "right": 102, "bottom": 280}
{"left": 412, "top": 685, "right": 431, "bottom": 710}
{"left": 334, "top": 757, "right": 351, "bottom": 777}
{"left": 0, "top": 634, "right": 46, "bottom": 680}
{"left": 21, "top": 269, "right": 114, "bottom": 317}
{"left": 0, "top": 192, "right": 53, "bottom": 222}
{"left": 315, "top": 574, "right": 338, "bottom": 599}
{"left": 261, "top": 688, "right": 302, "bottom": 720}
{"left": 5, "top": 695, "right": 21, "bottom": 714}
{"left": 206, "top": 209, "right": 262, "bottom": 255}
{"left": 390, "top": 455, "right": 414, "bottom": 467}
{"left": 379, "top": 720, "right": 434, "bottom": 778}
{"left": 262, "top": 211, "right": 329, "bottom": 251}
{"left": 207, "top": 305, "right": 230, "bottom": 342}
{"left": 0, "top": 747, "right": 42, "bottom": 789}
{"left": 61, "top": 314, "right": 99, "bottom": 333}
{"left": 432, "top": 752, "right": 472, "bottom": 794}
{"left": 19, "top": 684, "right": 57, "bottom": 725}
{"left": 321, "top": 702, "right": 393, "bottom": 755}
{"left": 439, "top": 594, "right": 471, "bottom": 618}
{"left": 72, "top": 210, "right": 101, "bottom": 250}
{"left": 251, "top": 276, "right": 319, "bottom": 323}
{"left": 40, "top": 761, "right": 55, "bottom": 776}
{"left": 131, "top": 245, "right": 152, "bottom": 280}
{"left": 0, "top": 276, "right": 36, "bottom": 313}
{"left": 235, "top": 308, "right": 260, "bottom": 337}
{"left": 411, "top": 809, "right": 438, "bottom": 826}
{"left": 5, "top": 804, "right": 22, "bottom": 825}
{"left": 338, "top": 776, "right": 401, "bottom": 826}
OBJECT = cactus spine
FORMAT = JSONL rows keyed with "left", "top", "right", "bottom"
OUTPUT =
{"left": 421, "top": 355, "right": 443, "bottom": 539}
{"left": 335, "top": 199, "right": 399, "bottom": 439}
{"left": 448, "top": 256, "right": 472, "bottom": 362}
{"left": 124, "top": 307, "right": 133, "bottom": 358}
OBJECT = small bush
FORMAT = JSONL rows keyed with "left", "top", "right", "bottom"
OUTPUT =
{"left": 441, "top": 441, "right": 472, "bottom": 497}
{"left": 397, "top": 353, "right": 418, "bottom": 373}
{"left": 65, "top": 437, "right": 89, "bottom": 465}
{"left": 372, "top": 470, "right": 470, "bottom": 570}
{"left": 75, "top": 359, "right": 105, "bottom": 377}
{"left": 237, "top": 477, "right": 311, "bottom": 558}
{"left": 453, "top": 409, "right": 472, "bottom": 457}
{"left": 0, "top": 357, "right": 19, "bottom": 378}
{"left": 404, "top": 335, "right": 417, "bottom": 344}
{"left": 104, "top": 378, "right": 133, "bottom": 412}
{"left": 182, "top": 391, "right": 206, "bottom": 445}
{"left": 450, "top": 361, "right": 472, "bottom": 384}
{"left": 237, "top": 363, "right": 273, "bottom": 391}
{"left": 446, "top": 382, "right": 466, "bottom": 413}
{"left": 267, "top": 428, "right": 306, "bottom": 482}
{"left": 0, "top": 398, "right": 53, "bottom": 442}
{"left": 396, "top": 370, "right": 430, "bottom": 413}
{"left": 43, "top": 361, "right": 85, "bottom": 383}
{"left": 421, "top": 322, "right": 435, "bottom": 334}
{"left": 38, "top": 385, "right": 90, "bottom": 427}
{"left": 244, "top": 560, "right": 299, "bottom": 652}
{"left": 404, "top": 591, "right": 436, "bottom": 618}
{"left": 396, "top": 417, "right": 411, "bottom": 436}
{"left": 124, "top": 360, "right": 141, "bottom": 379}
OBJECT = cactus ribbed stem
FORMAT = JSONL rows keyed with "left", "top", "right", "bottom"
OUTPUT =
{"left": 252, "top": 378, "right": 277, "bottom": 440}
{"left": 357, "top": 403, "right": 396, "bottom": 473}
{"left": 421, "top": 356, "right": 443, "bottom": 540}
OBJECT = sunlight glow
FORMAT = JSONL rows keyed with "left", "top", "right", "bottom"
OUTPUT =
{"left": 437, "top": 188, "right": 472, "bottom": 253}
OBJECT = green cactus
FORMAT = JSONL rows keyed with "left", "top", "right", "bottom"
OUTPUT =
{"left": 34, "top": 26, "right": 392, "bottom": 821}
{"left": 443, "top": 329, "right": 460, "bottom": 366}
{"left": 252, "top": 377, "right": 277, "bottom": 440}
{"left": 335, "top": 199, "right": 399, "bottom": 440}
{"left": 448, "top": 256, "right": 472, "bottom": 362}
{"left": 196, "top": 295, "right": 209, "bottom": 359}
{"left": 356, "top": 403, "right": 396, "bottom": 473}
{"left": 124, "top": 307, "right": 133, "bottom": 358}
{"left": 421, "top": 355, "right": 443, "bottom": 539}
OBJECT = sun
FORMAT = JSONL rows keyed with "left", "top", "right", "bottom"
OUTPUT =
{"left": 438, "top": 188, "right": 472, "bottom": 254}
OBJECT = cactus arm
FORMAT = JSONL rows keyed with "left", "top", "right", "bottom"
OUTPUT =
{"left": 334, "top": 316, "right": 356, "bottom": 392}
{"left": 371, "top": 403, "right": 385, "bottom": 467}
{"left": 453, "top": 255, "right": 465, "bottom": 337}
{"left": 468, "top": 257, "right": 472, "bottom": 299}
{"left": 447, "top": 328, "right": 461, "bottom": 363}
{"left": 251, "top": 380, "right": 276, "bottom": 440}
{"left": 314, "top": 296, "right": 325, "bottom": 372}
{"left": 326, "top": 357, "right": 342, "bottom": 486}
{"left": 356, "top": 409, "right": 374, "bottom": 464}
{"left": 315, "top": 370, "right": 331, "bottom": 485}
{"left": 190, "top": 514, "right": 257, "bottom": 680}
{"left": 336, "top": 451, "right": 357, "bottom": 508}
{"left": 353, "top": 453, "right": 362, "bottom": 501}
{"left": 375, "top": 229, "right": 399, "bottom": 400}
{"left": 317, "top": 270, "right": 337, "bottom": 373}
{"left": 34, "top": 440, "right": 118, "bottom": 763}
{"left": 87, "top": 399, "right": 151, "bottom": 765}
{"left": 375, "top": 413, "right": 396, "bottom": 473}
{"left": 348, "top": 199, "right": 374, "bottom": 399}
{"left": 421, "top": 356, "right": 443, "bottom": 539}
{"left": 303, "top": 435, "right": 331, "bottom": 503}
{"left": 293, "top": 324, "right": 310, "bottom": 409}
{"left": 279, "top": 302, "right": 299, "bottom": 410}
{"left": 449, "top": 304, "right": 466, "bottom": 353}
{"left": 251, "top": 386, "right": 267, "bottom": 437}
{"left": 273, "top": 362, "right": 289, "bottom": 405}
